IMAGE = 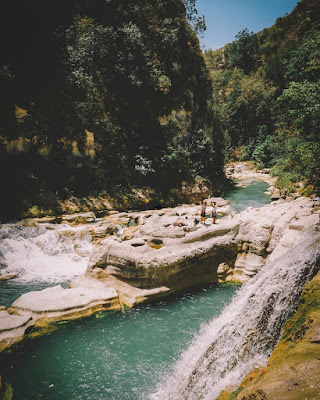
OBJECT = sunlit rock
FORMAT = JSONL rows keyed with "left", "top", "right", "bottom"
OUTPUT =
{"left": 11, "top": 285, "right": 118, "bottom": 315}
{"left": 227, "top": 252, "right": 265, "bottom": 283}
{"left": 61, "top": 212, "right": 96, "bottom": 225}
{"left": 0, "top": 273, "right": 16, "bottom": 281}
{"left": 0, "top": 307, "right": 33, "bottom": 351}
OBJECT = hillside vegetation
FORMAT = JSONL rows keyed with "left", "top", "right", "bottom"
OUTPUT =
{"left": 205, "top": 0, "right": 320, "bottom": 195}
{"left": 0, "top": 0, "right": 224, "bottom": 221}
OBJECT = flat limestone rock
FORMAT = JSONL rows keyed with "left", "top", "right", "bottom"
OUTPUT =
{"left": 11, "top": 285, "right": 118, "bottom": 314}
{"left": 71, "top": 274, "right": 170, "bottom": 308}
{"left": 0, "top": 309, "right": 32, "bottom": 333}
{"left": 0, "top": 309, "right": 34, "bottom": 352}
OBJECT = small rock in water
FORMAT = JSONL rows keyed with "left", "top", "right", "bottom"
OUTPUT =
{"left": 0, "top": 273, "right": 17, "bottom": 281}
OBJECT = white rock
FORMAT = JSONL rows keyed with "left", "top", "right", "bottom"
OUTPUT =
{"left": 11, "top": 285, "right": 118, "bottom": 314}
{"left": 234, "top": 253, "right": 265, "bottom": 273}
{"left": 0, "top": 309, "right": 32, "bottom": 332}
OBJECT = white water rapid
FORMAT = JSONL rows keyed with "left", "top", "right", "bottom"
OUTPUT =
{"left": 0, "top": 222, "right": 92, "bottom": 283}
{"left": 150, "top": 234, "right": 320, "bottom": 400}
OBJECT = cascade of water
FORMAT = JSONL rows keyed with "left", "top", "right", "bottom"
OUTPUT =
{"left": 150, "top": 234, "right": 320, "bottom": 400}
{"left": 0, "top": 222, "right": 92, "bottom": 282}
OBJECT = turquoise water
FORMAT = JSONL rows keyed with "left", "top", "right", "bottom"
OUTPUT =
{"left": 0, "top": 180, "right": 269, "bottom": 307}
{"left": 224, "top": 180, "right": 270, "bottom": 213}
{"left": 0, "top": 285, "right": 237, "bottom": 400}
{"left": 0, "top": 179, "right": 270, "bottom": 399}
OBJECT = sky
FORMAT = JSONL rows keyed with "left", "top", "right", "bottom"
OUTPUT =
{"left": 195, "top": 0, "right": 300, "bottom": 50}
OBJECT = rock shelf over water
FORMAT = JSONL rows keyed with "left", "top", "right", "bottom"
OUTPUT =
{"left": 1, "top": 163, "right": 320, "bottom": 353}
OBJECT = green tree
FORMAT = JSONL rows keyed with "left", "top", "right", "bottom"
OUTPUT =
{"left": 184, "top": 0, "right": 206, "bottom": 37}
{"left": 225, "top": 28, "right": 259, "bottom": 74}
{"left": 283, "top": 28, "right": 320, "bottom": 82}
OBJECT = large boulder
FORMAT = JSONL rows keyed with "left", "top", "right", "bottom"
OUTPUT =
{"left": 227, "top": 252, "right": 265, "bottom": 283}
{"left": 86, "top": 219, "right": 240, "bottom": 291}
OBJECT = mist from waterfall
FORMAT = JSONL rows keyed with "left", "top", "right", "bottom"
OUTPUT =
{"left": 150, "top": 234, "right": 320, "bottom": 400}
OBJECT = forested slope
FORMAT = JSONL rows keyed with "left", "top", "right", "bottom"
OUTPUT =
{"left": 205, "top": 0, "right": 320, "bottom": 195}
{"left": 0, "top": 0, "right": 224, "bottom": 221}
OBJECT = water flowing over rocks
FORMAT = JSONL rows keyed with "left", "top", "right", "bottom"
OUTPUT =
{"left": 1, "top": 193, "right": 319, "bottom": 353}
{"left": 1, "top": 161, "right": 320, "bottom": 400}
{"left": 150, "top": 232, "right": 320, "bottom": 400}
{"left": 224, "top": 270, "right": 320, "bottom": 400}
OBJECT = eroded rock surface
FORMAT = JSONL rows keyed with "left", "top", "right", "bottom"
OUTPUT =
{"left": 2, "top": 163, "right": 320, "bottom": 352}
{"left": 0, "top": 307, "right": 33, "bottom": 352}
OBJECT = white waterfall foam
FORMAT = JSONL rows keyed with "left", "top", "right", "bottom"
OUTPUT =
{"left": 0, "top": 222, "right": 92, "bottom": 282}
{"left": 150, "top": 234, "right": 320, "bottom": 400}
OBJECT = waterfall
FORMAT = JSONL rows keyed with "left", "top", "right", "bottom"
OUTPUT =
{"left": 150, "top": 234, "right": 320, "bottom": 400}
{"left": 0, "top": 222, "right": 92, "bottom": 283}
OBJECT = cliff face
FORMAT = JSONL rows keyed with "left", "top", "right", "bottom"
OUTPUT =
{"left": 0, "top": 0, "right": 224, "bottom": 222}
{"left": 219, "top": 269, "right": 320, "bottom": 400}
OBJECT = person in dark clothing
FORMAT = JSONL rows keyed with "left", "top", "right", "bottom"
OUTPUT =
{"left": 200, "top": 201, "right": 207, "bottom": 224}
{"left": 210, "top": 201, "right": 217, "bottom": 224}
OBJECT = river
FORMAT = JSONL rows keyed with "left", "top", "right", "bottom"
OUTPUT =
{"left": 0, "top": 180, "right": 271, "bottom": 399}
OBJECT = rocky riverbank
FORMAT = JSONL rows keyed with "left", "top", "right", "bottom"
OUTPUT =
{"left": 1, "top": 163, "right": 319, "bottom": 357}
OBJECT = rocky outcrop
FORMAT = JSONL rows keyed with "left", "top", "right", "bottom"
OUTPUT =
{"left": 0, "top": 306, "right": 33, "bottom": 352}
{"left": 225, "top": 162, "right": 276, "bottom": 188}
{"left": 81, "top": 194, "right": 320, "bottom": 295}
{"left": 1, "top": 163, "right": 320, "bottom": 353}
{"left": 227, "top": 252, "right": 265, "bottom": 283}
{"left": 1, "top": 195, "right": 319, "bottom": 352}
{"left": 86, "top": 216, "right": 240, "bottom": 291}
{"left": 60, "top": 212, "right": 96, "bottom": 225}
{"left": 0, "top": 285, "right": 120, "bottom": 352}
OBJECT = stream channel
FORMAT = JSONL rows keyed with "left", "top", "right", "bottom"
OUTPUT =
{"left": 0, "top": 180, "right": 269, "bottom": 400}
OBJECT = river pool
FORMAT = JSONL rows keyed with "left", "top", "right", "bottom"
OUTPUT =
{"left": 0, "top": 179, "right": 270, "bottom": 399}
{"left": 224, "top": 179, "right": 270, "bottom": 213}
{"left": 0, "top": 285, "right": 237, "bottom": 400}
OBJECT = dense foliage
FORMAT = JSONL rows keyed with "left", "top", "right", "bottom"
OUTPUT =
{"left": 205, "top": 0, "right": 320, "bottom": 194}
{"left": 0, "top": 0, "right": 223, "bottom": 221}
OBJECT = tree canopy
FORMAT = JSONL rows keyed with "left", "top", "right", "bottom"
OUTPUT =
{"left": 0, "top": 0, "right": 223, "bottom": 221}
{"left": 205, "top": 0, "right": 320, "bottom": 194}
